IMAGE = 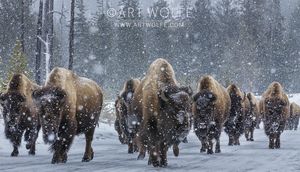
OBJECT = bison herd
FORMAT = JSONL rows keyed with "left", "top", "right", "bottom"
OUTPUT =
{"left": 0, "top": 58, "right": 299, "bottom": 167}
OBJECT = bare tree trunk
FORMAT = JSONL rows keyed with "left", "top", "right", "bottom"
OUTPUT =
{"left": 49, "top": 0, "right": 54, "bottom": 70}
{"left": 69, "top": 0, "right": 75, "bottom": 70}
{"left": 35, "top": 0, "right": 44, "bottom": 85}
{"left": 20, "top": 0, "right": 25, "bottom": 53}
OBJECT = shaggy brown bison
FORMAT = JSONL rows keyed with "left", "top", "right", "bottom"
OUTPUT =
{"left": 286, "top": 102, "right": 300, "bottom": 130}
{"left": 114, "top": 79, "right": 140, "bottom": 153}
{"left": 261, "top": 82, "right": 289, "bottom": 149}
{"left": 133, "top": 58, "right": 192, "bottom": 167}
{"left": 193, "top": 76, "right": 230, "bottom": 154}
{"left": 0, "top": 73, "right": 41, "bottom": 156}
{"left": 244, "top": 93, "right": 260, "bottom": 141}
{"left": 32, "top": 67, "right": 103, "bottom": 164}
{"left": 224, "top": 84, "right": 247, "bottom": 146}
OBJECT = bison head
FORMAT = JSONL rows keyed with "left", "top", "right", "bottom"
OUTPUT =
{"left": 32, "top": 87, "right": 66, "bottom": 144}
{"left": 0, "top": 92, "right": 26, "bottom": 134}
{"left": 159, "top": 85, "right": 192, "bottom": 138}
{"left": 264, "top": 97, "right": 287, "bottom": 133}
{"left": 192, "top": 90, "right": 217, "bottom": 136}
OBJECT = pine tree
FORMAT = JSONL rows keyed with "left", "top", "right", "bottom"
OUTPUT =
{"left": 286, "top": 2, "right": 300, "bottom": 92}
{"left": 73, "top": 0, "right": 91, "bottom": 76}
{"left": 0, "top": 0, "right": 35, "bottom": 75}
{"left": 264, "top": 0, "right": 285, "bottom": 85}
{"left": 146, "top": 0, "right": 172, "bottom": 61}
{"left": 191, "top": 0, "right": 218, "bottom": 75}
{"left": 91, "top": 0, "right": 113, "bottom": 85}
{"left": 116, "top": 0, "right": 147, "bottom": 81}
{"left": 4, "top": 40, "right": 30, "bottom": 89}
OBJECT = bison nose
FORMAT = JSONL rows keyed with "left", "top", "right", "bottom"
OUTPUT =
{"left": 127, "top": 115, "right": 138, "bottom": 131}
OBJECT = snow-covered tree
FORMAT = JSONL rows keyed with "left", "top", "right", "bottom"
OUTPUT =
{"left": 73, "top": 0, "right": 91, "bottom": 76}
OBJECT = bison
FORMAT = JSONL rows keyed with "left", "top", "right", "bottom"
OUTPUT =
{"left": 0, "top": 73, "right": 41, "bottom": 156}
{"left": 224, "top": 84, "right": 247, "bottom": 146}
{"left": 193, "top": 76, "right": 231, "bottom": 154}
{"left": 133, "top": 58, "right": 192, "bottom": 167}
{"left": 261, "top": 82, "right": 289, "bottom": 149}
{"left": 244, "top": 93, "right": 260, "bottom": 141}
{"left": 286, "top": 102, "right": 300, "bottom": 130}
{"left": 32, "top": 67, "right": 103, "bottom": 164}
{"left": 114, "top": 79, "right": 140, "bottom": 153}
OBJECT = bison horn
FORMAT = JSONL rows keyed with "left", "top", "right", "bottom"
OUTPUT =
{"left": 160, "top": 87, "right": 169, "bottom": 102}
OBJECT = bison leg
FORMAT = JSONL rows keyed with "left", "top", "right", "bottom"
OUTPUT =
{"left": 200, "top": 137, "right": 207, "bottom": 153}
{"left": 148, "top": 146, "right": 159, "bottom": 167}
{"left": 26, "top": 125, "right": 41, "bottom": 155}
{"left": 11, "top": 132, "right": 23, "bottom": 157}
{"left": 128, "top": 140, "right": 134, "bottom": 154}
{"left": 228, "top": 135, "right": 234, "bottom": 146}
{"left": 275, "top": 134, "right": 280, "bottom": 149}
{"left": 245, "top": 130, "right": 249, "bottom": 141}
{"left": 215, "top": 136, "right": 221, "bottom": 153}
{"left": 207, "top": 139, "right": 213, "bottom": 154}
{"left": 250, "top": 128, "right": 254, "bottom": 141}
{"left": 137, "top": 144, "right": 146, "bottom": 160}
{"left": 269, "top": 136, "right": 274, "bottom": 149}
{"left": 82, "top": 128, "right": 95, "bottom": 162}
{"left": 234, "top": 135, "right": 240, "bottom": 146}
{"left": 160, "top": 143, "right": 168, "bottom": 167}
{"left": 173, "top": 143, "right": 179, "bottom": 157}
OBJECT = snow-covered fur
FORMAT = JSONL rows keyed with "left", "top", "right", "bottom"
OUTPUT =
{"left": 0, "top": 73, "right": 41, "bottom": 157}
{"left": 114, "top": 79, "right": 140, "bottom": 153}
{"left": 192, "top": 75, "right": 231, "bottom": 154}
{"left": 132, "top": 58, "right": 192, "bottom": 167}
{"left": 286, "top": 102, "right": 300, "bottom": 130}
{"left": 244, "top": 93, "right": 259, "bottom": 141}
{"left": 261, "top": 82, "right": 289, "bottom": 149}
{"left": 32, "top": 67, "right": 103, "bottom": 164}
{"left": 224, "top": 84, "right": 247, "bottom": 146}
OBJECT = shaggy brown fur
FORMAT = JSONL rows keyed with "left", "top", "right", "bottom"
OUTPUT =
{"left": 244, "top": 93, "right": 259, "bottom": 141}
{"left": 287, "top": 102, "right": 300, "bottom": 130}
{"left": 193, "top": 76, "right": 231, "bottom": 154}
{"left": 0, "top": 73, "right": 41, "bottom": 157}
{"left": 114, "top": 79, "right": 140, "bottom": 153}
{"left": 225, "top": 84, "right": 246, "bottom": 146}
{"left": 261, "top": 82, "right": 289, "bottom": 149}
{"left": 32, "top": 68, "right": 103, "bottom": 164}
{"left": 133, "top": 58, "right": 192, "bottom": 167}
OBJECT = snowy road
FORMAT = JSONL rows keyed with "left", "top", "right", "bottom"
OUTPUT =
{"left": 0, "top": 121, "right": 299, "bottom": 172}
{"left": 0, "top": 94, "right": 300, "bottom": 172}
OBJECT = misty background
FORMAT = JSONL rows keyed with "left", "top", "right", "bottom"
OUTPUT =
{"left": 1, "top": 0, "right": 300, "bottom": 99}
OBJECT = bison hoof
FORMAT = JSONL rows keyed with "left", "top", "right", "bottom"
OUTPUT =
{"left": 26, "top": 144, "right": 31, "bottom": 150}
{"left": 152, "top": 161, "right": 160, "bottom": 167}
{"left": 28, "top": 150, "right": 36, "bottom": 156}
{"left": 11, "top": 151, "right": 19, "bottom": 157}
{"left": 173, "top": 147, "right": 179, "bottom": 157}
{"left": 207, "top": 149, "right": 213, "bottom": 154}
{"left": 250, "top": 138, "right": 254, "bottom": 141}
{"left": 82, "top": 152, "right": 94, "bottom": 162}
{"left": 137, "top": 153, "right": 145, "bottom": 160}
{"left": 200, "top": 148, "right": 206, "bottom": 153}
{"left": 160, "top": 161, "right": 168, "bottom": 167}
{"left": 52, "top": 154, "right": 68, "bottom": 164}
{"left": 215, "top": 149, "right": 221, "bottom": 153}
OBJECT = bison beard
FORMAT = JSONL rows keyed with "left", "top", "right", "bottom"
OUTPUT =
{"left": 262, "top": 82, "right": 289, "bottom": 149}
{"left": 114, "top": 79, "right": 140, "bottom": 153}
{"left": 32, "top": 68, "right": 103, "bottom": 164}
{"left": 224, "top": 85, "right": 246, "bottom": 146}
{"left": 192, "top": 76, "right": 230, "bottom": 154}
{"left": 0, "top": 74, "right": 41, "bottom": 157}
{"left": 135, "top": 59, "right": 192, "bottom": 167}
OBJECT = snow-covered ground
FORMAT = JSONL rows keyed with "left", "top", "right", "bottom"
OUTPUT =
{"left": 0, "top": 95, "right": 300, "bottom": 172}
